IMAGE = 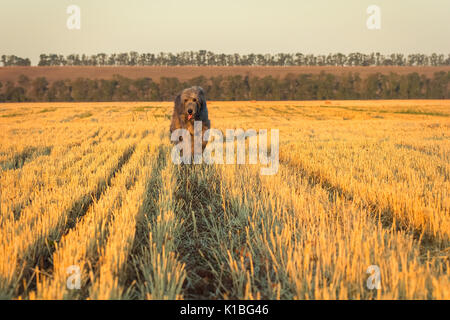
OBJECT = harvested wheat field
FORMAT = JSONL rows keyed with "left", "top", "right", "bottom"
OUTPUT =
{"left": 0, "top": 100, "right": 449, "bottom": 300}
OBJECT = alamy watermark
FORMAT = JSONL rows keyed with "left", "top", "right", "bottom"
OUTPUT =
{"left": 171, "top": 122, "right": 279, "bottom": 176}
{"left": 65, "top": 5, "right": 380, "bottom": 31}
{"left": 366, "top": 5, "right": 381, "bottom": 30}
{"left": 67, "top": 5, "right": 81, "bottom": 30}
{"left": 66, "top": 265, "right": 81, "bottom": 290}
{"left": 366, "top": 265, "right": 381, "bottom": 290}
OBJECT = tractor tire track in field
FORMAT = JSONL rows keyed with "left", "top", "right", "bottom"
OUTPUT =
{"left": 125, "top": 144, "right": 168, "bottom": 298}
{"left": 77, "top": 144, "right": 151, "bottom": 300}
{"left": 63, "top": 144, "right": 137, "bottom": 232}
{"left": 19, "top": 143, "right": 137, "bottom": 297}
{"left": 0, "top": 127, "right": 102, "bottom": 173}
{"left": 280, "top": 158, "right": 450, "bottom": 255}
{"left": 0, "top": 146, "right": 53, "bottom": 171}
{"left": 394, "top": 143, "right": 450, "bottom": 163}
{"left": 4, "top": 128, "right": 108, "bottom": 222}
{"left": 174, "top": 164, "right": 226, "bottom": 299}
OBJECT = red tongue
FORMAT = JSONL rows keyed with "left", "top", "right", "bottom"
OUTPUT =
{"left": 188, "top": 114, "right": 193, "bottom": 120}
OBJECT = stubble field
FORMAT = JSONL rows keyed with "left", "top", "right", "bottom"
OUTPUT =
{"left": 0, "top": 100, "right": 449, "bottom": 299}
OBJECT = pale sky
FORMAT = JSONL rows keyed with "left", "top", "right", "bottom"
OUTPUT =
{"left": 0, "top": 0, "right": 449, "bottom": 65}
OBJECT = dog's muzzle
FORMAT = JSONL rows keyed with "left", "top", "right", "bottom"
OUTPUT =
{"left": 187, "top": 109, "right": 194, "bottom": 120}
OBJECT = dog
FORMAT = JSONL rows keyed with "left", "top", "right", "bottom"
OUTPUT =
{"left": 170, "top": 86, "right": 211, "bottom": 156}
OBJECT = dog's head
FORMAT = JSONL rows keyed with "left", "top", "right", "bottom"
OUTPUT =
{"left": 175, "top": 86, "right": 206, "bottom": 122}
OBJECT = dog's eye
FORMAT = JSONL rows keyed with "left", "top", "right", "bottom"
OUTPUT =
{"left": 193, "top": 98, "right": 197, "bottom": 102}
{"left": 184, "top": 99, "right": 188, "bottom": 103}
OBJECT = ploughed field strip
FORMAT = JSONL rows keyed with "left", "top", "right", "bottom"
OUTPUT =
{"left": 0, "top": 100, "right": 449, "bottom": 299}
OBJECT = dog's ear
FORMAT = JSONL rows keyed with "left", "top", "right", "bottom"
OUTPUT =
{"left": 171, "top": 93, "right": 183, "bottom": 132}
{"left": 198, "top": 87, "right": 207, "bottom": 111}
{"left": 196, "top": 86, "right": 204, "bottom": 95}
{"left": 174, "top": 93, "right": 182, "bottom": 112}
{"left": 170, "top": 115, "right": 181, "bottom": 134}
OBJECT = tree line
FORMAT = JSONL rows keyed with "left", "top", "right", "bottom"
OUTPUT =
{"left": 1, "top": 55, "right": 31, "bottom": 66}
{"left": 1, "top": 52, "right": 450, "bottom": 67}
{"left": 1, "top": 71, "right": 448, "bottom": 102}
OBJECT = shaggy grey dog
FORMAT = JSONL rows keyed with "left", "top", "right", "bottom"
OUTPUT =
{"left": 170, "top": 86, "right": 211, "bottom": 155}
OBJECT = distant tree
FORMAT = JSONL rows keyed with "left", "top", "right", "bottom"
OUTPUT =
{"left": 15, "top": 74, "right": 31, "bottom": 98}
{"left": 116, "top": 53, "right": 129, "bottom": 66}
{"left": 38, "top": 54, "right": 50, "bottom": 66}
{"left": 18, "top": 74, "right": 31, "bottom": 87}
{"left": 48, "top": 54, "right": 59, "bottom": 66}
{"left": 364, "top": 73, "right": 385, "bottom": 99}
{"left": 133, "top": 77, "right": 153, "bottom": 100}
{"left": 89, "top": 55, "right": 98, "bottom": 66}
{"left": 4, "top": 81, "right": 27, "bottom": 102}
{"left": 48, "top": 80, "right": 72, "bottom": 101}
{"left": 30, "top": 77, "right": 49, "bottom": 101}
{"left": 1, "top": 55, "right": 31, "bottom": 66}
{"left": 430, "top": 53, "right": 439, "bottom": 66}
{"left": 0, "top": 81, "right": 4, "bottom": 102}
{"left": 71, "top": 78, "right": 92, "bottom": 101}
{"left": 129, "top": 52, "right": 139, "bottom": 66}
{"left": 66, "top": 54, "right": 76, "bottom": 65}
{"left": 108, "top": 54, "right": 117, "bottom": 66}
{"left": 406, "top": 73, "right": 422, "bottom": 98}
{"left": 158, "top": 77, "right": 182, "bottom": 101}
{"left": 96, "top": 79, "right": 116, "bottom": 101}
{"left": 428, "top": 71, "right": 448, "bottom": 99}
{"left": 112, "top": 75, "right": 137, "bottom": 100}
{"left": 316, "top": 72, "right": 336, "bottom": 99}
{"left": 97, "top": 53, "right": 108, "bottom": 66}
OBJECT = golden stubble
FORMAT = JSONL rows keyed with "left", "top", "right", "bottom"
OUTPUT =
{"left": 0, "top": 100, "right": 448, "bottom": 300}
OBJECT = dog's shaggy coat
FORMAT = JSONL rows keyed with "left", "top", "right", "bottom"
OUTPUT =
{"left": 170, "top": 86, "right": 211, "bottom": 155}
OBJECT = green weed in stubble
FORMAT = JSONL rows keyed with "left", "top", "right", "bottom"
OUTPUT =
{"left": 38, "top": 108, "right": 57, "bottom": 114}
{"left": 394, "top": 109, "right": 449, "bottom": 117}
{"left": 1, "top": 113, "right": 24, "bottom": 118}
